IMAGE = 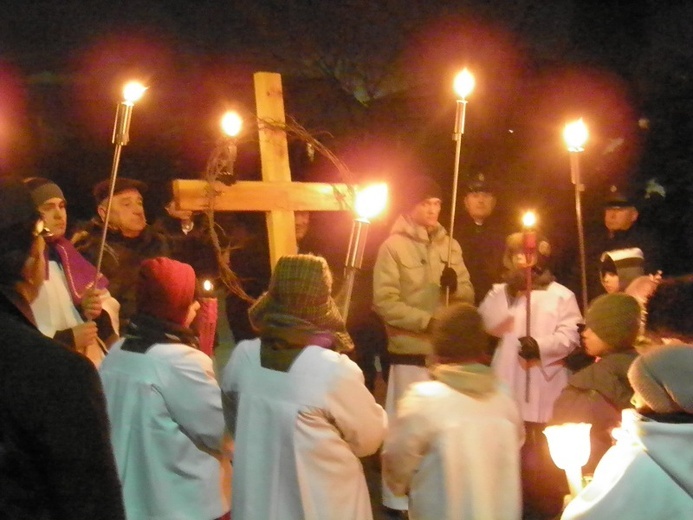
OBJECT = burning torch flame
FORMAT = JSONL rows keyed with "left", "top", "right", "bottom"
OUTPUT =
{"left": 221, "top": 111, "right": 242, "bottom": 138}
{"left": 453, "top": 69, "right": 475, "bottom": 100}
{"left": 123, "top": 82, "right": 147, "bottom": 104}
{"left": 522, "top": 211, "right": 537, "bottom": 228}
{"left": 355, "top": 183, "right": 388, "bottom": 221}
{"left": 202, "top": 279, "right": 214, "bottom": 293}
{"left": 564, "top": 119, "right": 588, "bottom": 152}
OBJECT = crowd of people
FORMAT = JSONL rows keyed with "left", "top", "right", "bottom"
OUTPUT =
{"left": 1, "top": 169, "right": 691, "bottom": 520}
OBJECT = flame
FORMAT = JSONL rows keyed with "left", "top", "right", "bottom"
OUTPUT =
{"left": 122, "top": 82, "right": 147, "bottom": 103}
{"left": 355, "top": 183, "right": 388, "bottom": 220}
{"left": 453, "top": 69, "right": 475, "bottom": 99}
{"left": 221, "top": 111, "right": 242, "bottom": 137}
{"left": 202, "top": 279, "right": 214, "bottom": 292}
{"left": 522, "top": 211, "right": 537, "bottom": 228}
{"left": 564, "top": 119, "right": 588, "bottom": 151}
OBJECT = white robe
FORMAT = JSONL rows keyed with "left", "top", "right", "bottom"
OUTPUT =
{"left": 31, "top": 260, "right": 120, "bottom": 367}
{"left": 479, "top": 281, "right": 581, "bottom": 423}
{"left": 222, "top": 339, "right": 387, "bottom": 520}
{"left": 99, "top": 339, "right": 232, "bottom": 520}
{"left": 383, "top": 378, "right": 524, "bottom": 520}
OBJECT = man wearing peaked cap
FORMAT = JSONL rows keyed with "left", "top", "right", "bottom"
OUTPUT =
{"left": 73, "top": 177, "right": 169, "bottom": 329}
{"left": 0, "top": 177, "right": 125, "bottom": 519}
{"left": 455, "top": 171, "right": 509, "bottom": 304}
{"left": 373, "top": 173, "right": 474, "bottom": 516}
{"left": 585, "top": 183, "right": 662, "bottom": 301}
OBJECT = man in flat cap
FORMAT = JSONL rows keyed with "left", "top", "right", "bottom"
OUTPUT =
{"left": 585, "top": 185, "right": 662, "bottom": 301}
{"left": 74, "top": 177, "right": 169, "bottom": 328}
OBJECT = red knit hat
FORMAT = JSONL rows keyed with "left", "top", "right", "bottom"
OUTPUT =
{"left": 137, "top": 257, "right": 196, "bottom": 325}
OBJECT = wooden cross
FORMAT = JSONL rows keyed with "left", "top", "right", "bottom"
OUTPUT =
{"left": 173, "top": 72, "right": 354, "bottom": 268}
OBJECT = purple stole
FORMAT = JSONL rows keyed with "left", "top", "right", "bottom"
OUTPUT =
{"left": 45, "top": 237, "right": 109, "bottom": 306}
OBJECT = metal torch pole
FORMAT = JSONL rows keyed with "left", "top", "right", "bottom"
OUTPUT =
{"left": 446, "top": 98, "right": 467, "bottom": 305}
{"left": 571, "top": 152, "right": 588, "bottom": 312}
{"left": 93, "top": 101, "right": 134, "bottom": 287}
{"left": 341, "top": 218, "right": 370, "bottom": 322}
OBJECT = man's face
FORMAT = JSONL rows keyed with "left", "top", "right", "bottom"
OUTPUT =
{"left": 604, "top": 206, "right": 638, "bottom": 233}
{"left": 38, "top": 197, "right": 67, "bottom": 239}
{"left": 295, "top": 211, "right": 310, "bottom": 242}
{"left": 464, "top": 191, "right": 496, "bottom": 223}
{"left": 409, "top": 198, "right": 442, "bottom": 230}
{"left": 101, "top": 189, "right": 146, "bottom": 238}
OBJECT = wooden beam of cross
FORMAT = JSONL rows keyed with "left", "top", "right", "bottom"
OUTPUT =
{"left": 173, "top": 72, "right": 354, "bottom": 268}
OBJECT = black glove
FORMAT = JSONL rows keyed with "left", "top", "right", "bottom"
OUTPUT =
{"left": 440, "top": 266, "right": 457, "bottom": 294}
{"left": 518, "top": 336, "right": 540, "bottom": 361}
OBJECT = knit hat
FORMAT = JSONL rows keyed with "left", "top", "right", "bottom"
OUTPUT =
{"left": 93, "top": 177, "right": 147, "bottom": 205}
{"left": 0, "top": 178, "right": 40, "bottom": 285}
{"left": 23, "top": 177, "right": 65, "bottom": 207}
{"left": 502, "top": 231, "right": 551, "bottom": 272}
{"left": 137, "top": 257, "right": 196, "bottom": 325}
{"left": 248, "top": 254, "right": 353, "bottom": 352}
{"left": 600, "top": 248, "right": 644, "bottom": 291}
{"left": 432, "top": 303, "right": 488, "bottom": 362}
{"left": 628, "top": 345, "right": 693, "bottom": 414}
{"left": 399, "top": 175, "right": 442, "bottom": 212}
{"left": 584, "top": 293, "right": 641, "bottom": 352}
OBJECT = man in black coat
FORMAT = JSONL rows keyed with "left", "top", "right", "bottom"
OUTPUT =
{"left": 455, "top": 172, "right": 508, "bottom": 304}
{"left": 0, "top": 178, "right": 125, "bottom": 520}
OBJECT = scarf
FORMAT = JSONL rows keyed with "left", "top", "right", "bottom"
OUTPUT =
{"left": 257, "top": 312, "right": 336, "bottom": 372}
{"left": 429, "top": 362, "right": 498, "bottom": 399}
{"left": 45, "top": 236, "right": 108, "bottom": 306}
{"left": 121, "top": 312, "right": 199, "bottom": 354}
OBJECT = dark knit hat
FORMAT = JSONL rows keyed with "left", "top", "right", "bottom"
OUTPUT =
{"left": 137, "top": 257, "right": 196, "bottom": 325}
{"left": 432, "top": 303, "right": 488, "bottom": 362}
{"left": 248, "top": 254, "right": 353, "bottom": 352}
{"left": 628, "top": 345, "right": 693, "bottom": 414}
{"left": 23, "top": 177, "right": 65, "bottom": 207}
{"left": 0, "top": 178, "right": 40, "bottom": 285}
{"left": 585, "top": 293, "right": 641, "bottom": 352}
{"left": 600, "top": 248, "right": 644, "bottom": 291}
{"left": 502, "top": 231, "right": 551, "bottom": 271}
{"left": 399, "top": 175, "right": 442, "bottom": 212}
{"left": 93, "top": 177, "right": 147, "bottom": 205}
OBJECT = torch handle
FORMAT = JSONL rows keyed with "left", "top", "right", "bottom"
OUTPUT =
{"left": 525, "top": 265, "right": 532, "bottom": 402}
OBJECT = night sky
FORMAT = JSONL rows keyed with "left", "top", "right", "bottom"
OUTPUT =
{"left": 1, "top": 0, "right": 691, "bottom": 273}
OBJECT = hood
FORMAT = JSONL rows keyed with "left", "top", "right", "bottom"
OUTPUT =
{"left": 390, "top": 214, "right": 447, "bottom": 244}
{"left": 624, "top": 409, "right": 693, "bottom": 496}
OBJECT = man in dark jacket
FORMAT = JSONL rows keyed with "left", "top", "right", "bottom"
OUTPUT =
{"left": 0, "top": 177, "right": 125, "bottom": 519}
{"left": 73, "top": 177, "right": 169, "bottom": 329}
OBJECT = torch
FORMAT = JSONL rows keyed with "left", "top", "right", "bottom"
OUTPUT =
{"left": 446, "top": 68, "right": 475, "bottom": 304}
{"left": 193, "top": 279, "right": 219, "bottom": 358}
{"left": 522, "top": 211, "right": 537, "bottom": 402}
{"left": 94, "top": 81, "right": 147, "bottom": 286}
{"left": 206, "top": 110, "right": 242, "bottom": 186}
{"left": 544, "top": 423, "right": 592, "bottom": 500}
{"left": 564, "top": 119, "right": 589, "bottom": 312}
{"left": 340, "top": 183, "right": 388, "bottom": 322}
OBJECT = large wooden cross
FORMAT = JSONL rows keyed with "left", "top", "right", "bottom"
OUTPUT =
{"left": 173, "top": 72, "right": 354, "bottom": 269}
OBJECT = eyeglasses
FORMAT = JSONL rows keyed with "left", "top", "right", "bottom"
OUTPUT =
{"left": 33, "top": 219, "right": 54, "bottom": 238}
